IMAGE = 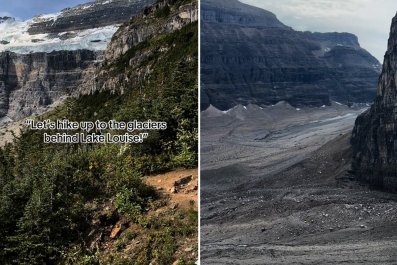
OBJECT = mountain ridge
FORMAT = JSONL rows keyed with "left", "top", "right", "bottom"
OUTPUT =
{"left": 201, "top": 0, "right": 381, "bottom": 110}
{"left": 28, "top": 0, "right": 155, "bottom": 34}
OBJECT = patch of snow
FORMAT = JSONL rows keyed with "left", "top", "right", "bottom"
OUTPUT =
{"left": 296, "top": 108, "right": 301, "bottom": 111}
{"left": 243, "top": 106, "right": 247, "bottom": 110}
{"left": 33, "top": 12, "right": 61, "bottom": 22}
{"left": 309, "top": 113, "right": 355, "bottom": 124}
{"left": 372, "top": 64, "right": 381, "bottom": 71}
{"left": 220, "top": 106, "right": 234, "bottom": 114}
{"left": 324, "top": 47, "right": 330, "bottom": 52}
{"left": 321, "top": 105, "right": 326, "bottom": 108}
{"left": 323, "top": 113, "right": 354, "bottom": 122}
{"left": 334, "top": 101, "right": 342, "bottom": 105}
{"left": 81, "top": 4, "right": 95, "bottom": 10}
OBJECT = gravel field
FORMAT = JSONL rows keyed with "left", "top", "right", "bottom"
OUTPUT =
{"left": 201, "top": 103, "right": 397, "bottom": 264}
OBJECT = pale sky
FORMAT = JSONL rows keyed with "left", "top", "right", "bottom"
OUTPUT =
{"left": 240, "top": 0, "right": 397, "bottom": 62}
{"left": 0, "top": 0, "right": 90, "bottom": 20}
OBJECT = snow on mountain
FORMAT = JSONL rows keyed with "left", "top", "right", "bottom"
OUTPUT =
{"left": 0, "top": 0, "right": 155, "bottom": 54}
{"left": 0, "top": 17, "right": 119, "bottom": 54}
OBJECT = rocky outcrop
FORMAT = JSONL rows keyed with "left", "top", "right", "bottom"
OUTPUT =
{"left": 351, "top": 13, "right": 397, "bottom": 193}
{"left": 0, "top": 50, "right": 99, "bottom": 120}
{"left": 80, "top": 0, "right": 198, "bottom": 94}
{"left": 28, "top": 0, "right": 154, "bottom": 34}
{"left": 201, "top": 0, "right": 381, "bottom": 110}
{"left": 0, "top": 17, "right": 13, "bottom": 24}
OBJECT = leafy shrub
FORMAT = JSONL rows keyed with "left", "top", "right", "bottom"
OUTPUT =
{"left": 115, "top": 188, "right": 143, "bottom": 222}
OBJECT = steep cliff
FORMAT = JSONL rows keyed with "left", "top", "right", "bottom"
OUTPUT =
{"left": 0, "top": 0, "right": 154, "bottom": 122}
{"left": 351, "top": 13, "right": 397, "bottom": 192}
{"left": 201, "top": 0, "right": 381, "bottom": 110}
{"left": 0, "top": 50, "right": 99, "bottom": 121}
{"left": 80, "top": 0, "right": 198, "bottom": 94}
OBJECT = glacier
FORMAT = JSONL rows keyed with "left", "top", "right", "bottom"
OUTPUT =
{"left": 0, "top": 16, "right": 119, "bottom": 54}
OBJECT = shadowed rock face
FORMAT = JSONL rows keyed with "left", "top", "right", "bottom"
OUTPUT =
{"left": 201, "top": 0, "right": 381, "bottom": 110}
{"left": 0, "top": 50, "right": 99, "bottom": 120}
{"left": 28, "top": 0, "right": 154, "bottom": 34}
{"left": 352, "top": 13, "right": 397, "bottom": 193}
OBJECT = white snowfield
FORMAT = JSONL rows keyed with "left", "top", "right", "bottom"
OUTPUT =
{"left": 0, "top": 16, "right": 119, "bottom": 54}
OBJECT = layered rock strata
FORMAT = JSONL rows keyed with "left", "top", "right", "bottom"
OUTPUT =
{"left": 0, "top": 50, "right": 99, "bottom": 120}
{"left": 201, "top": 0, "right": 381, "bottom": 110}
{"left": 352, "top": 13, "right": 397, "bottom": 192}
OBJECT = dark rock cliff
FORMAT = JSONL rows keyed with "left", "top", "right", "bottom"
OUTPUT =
{"left": 0, "top": 50, "right": 99, "bottom": 120}
{"left": 351, "top": 12, "right": 397, "bottom": 192}
{"left": 201, "top": 0, "right": 381, "bottom": 110}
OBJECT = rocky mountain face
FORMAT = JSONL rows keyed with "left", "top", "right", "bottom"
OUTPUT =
{"left": 28, "top": 0, "right": 154, "bottom": 34}
{"left": 0, "top": 0, "right": 154, "bottom": 121}
{"left": 80, "top": 0, "right": 198, "bottom": 94}
{"left": 0, "top": 50, "right": 99, "bottom": 121}
{"left": 351, "top": 13, "right": 397, "bottom": 193}
{"left": 201, "top": 0, "right": 381, "bottom": 110}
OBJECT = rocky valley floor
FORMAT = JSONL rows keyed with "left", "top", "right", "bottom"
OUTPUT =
{"left": 200, "top": 103, "right": 397, "bottom": 265}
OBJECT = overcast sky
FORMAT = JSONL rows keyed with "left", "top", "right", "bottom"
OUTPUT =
{"left": 0, "top": 0, "right": 90, "bottom": 20}
{"left": 240, "top": 0, "right": 397, "bottom": 62}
